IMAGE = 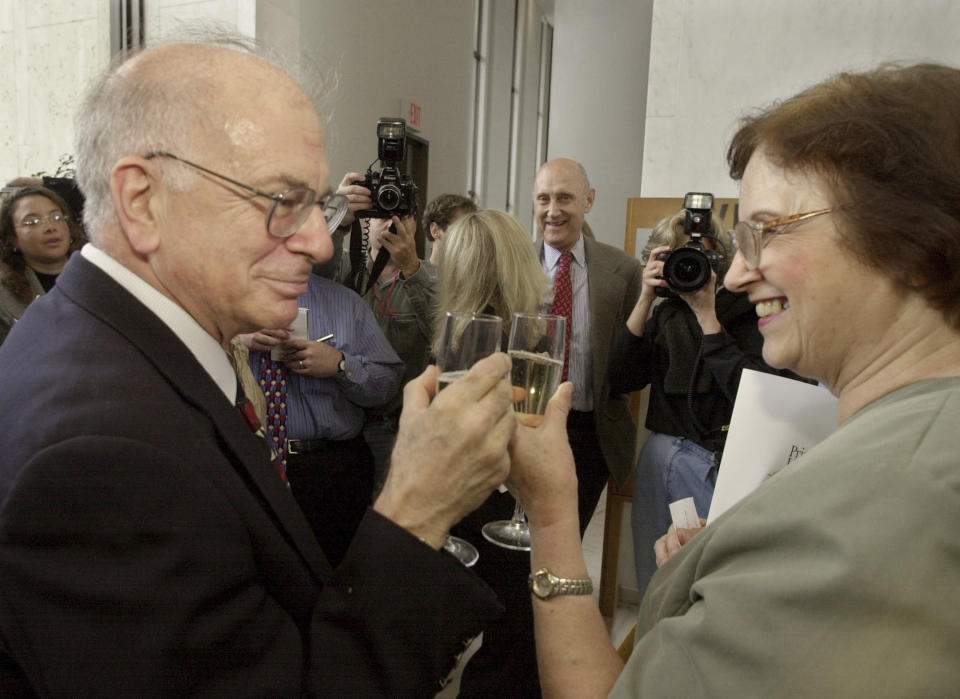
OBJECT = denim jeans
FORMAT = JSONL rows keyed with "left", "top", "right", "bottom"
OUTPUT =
{"left": 632, "top": 432, "right": 718, "bottom": 599}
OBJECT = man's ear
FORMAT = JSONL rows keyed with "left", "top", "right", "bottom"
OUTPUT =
{"left": 429, "top": 221, "right": 443, "bottom": 241}
{"left": 584, "top": 187, "right": 596, "bottom": 213}
{"left": 111, "top": 156, "right": 162, "bottom": 256}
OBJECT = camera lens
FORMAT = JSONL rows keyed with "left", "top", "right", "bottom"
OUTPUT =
{"left": 377, "top": 184, "right": 401, "bottom": 210}
{"left": 663, "top": 247, "right": 711, "bottom": 293}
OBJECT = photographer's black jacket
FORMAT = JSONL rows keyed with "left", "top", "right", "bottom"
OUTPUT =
{"left": 608, "top": 289, "right": 797, "bottom": 453}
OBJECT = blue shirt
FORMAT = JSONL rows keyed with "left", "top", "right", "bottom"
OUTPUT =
{"left": 250, "top": 275, "right": 404, "bottom": 441}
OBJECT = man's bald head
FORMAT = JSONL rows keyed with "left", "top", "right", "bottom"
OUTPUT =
{"left": 536, "top": 158, "right": 591, "bottom": 195}
{"left": 533, "top": 158, "right": 595, "bottom": 251}
{"left": 75, "top": 40, "right": 309, "bottom": 241}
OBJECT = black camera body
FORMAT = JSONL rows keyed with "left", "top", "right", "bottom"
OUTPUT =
{"left": 355, "top": 118, "right": 418, "bottom": 219}
{"left": 655, "top": 192, "right": 724, "bottom": 298}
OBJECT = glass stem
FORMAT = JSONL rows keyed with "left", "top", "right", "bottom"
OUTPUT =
{"left": 511, "top": 498, "right": 525, "bottom": 524}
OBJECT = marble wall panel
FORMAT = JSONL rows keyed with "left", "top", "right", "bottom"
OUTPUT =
{"left": 0, "top": 7, "right": 17, "bottom": 179}
{"left": 0, "top": 0, "right": 14, "bottom": 31}
{"left": 641, "top": 0, "right": 960, "bottom": 198}
{"left": 1, "top": 0, "right": 107, "bottom": 182}
{"left": 18, "top": 18, "right": 101, "bottom": 177}
{"left": 646, "top": 0, "right": 681, "bottom": 119}
{"left": 24, "top": 0, "right": 95, "bottom": 28}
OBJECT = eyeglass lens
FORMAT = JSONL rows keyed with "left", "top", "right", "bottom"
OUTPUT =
{"left": 21, "top": 214, "right": 69, "bottom": 227}
{"left": 267, "top": 189, "right": 315, "bottom": 238}
{"left": 732, "top": 222, "right": 759, "bottom": 268}
{"left": 321, "top": 195, "right": 349, "bottom": 231}
{"left": 267, "top": 191, "right": 349, "bottom": 238}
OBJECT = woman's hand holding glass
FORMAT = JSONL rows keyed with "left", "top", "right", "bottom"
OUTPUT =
{"left": 483, "top": 313, "right": 566, "bottom": 550}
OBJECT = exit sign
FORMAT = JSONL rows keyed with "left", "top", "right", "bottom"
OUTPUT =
{"left": 401, "top": 100, "right": 423, "bottom": 131}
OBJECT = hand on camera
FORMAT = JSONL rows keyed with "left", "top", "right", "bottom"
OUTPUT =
{"left": 640, "top": 245, "right": 671, "bottom": 301}
{"left": 335, "top": 171, "right": 373, "bottom": 227}
{"left": 378, "top": 215, "right": 420, "bottom": 278}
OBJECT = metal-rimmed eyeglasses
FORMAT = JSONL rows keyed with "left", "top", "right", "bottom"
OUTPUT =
{"left": 145, "top": 151, "right": 349, "bottom": 238}
{"left": 730, "top": 208, "right": 833, "bottom": 269}
{"left": 18, "top": 213, "right": 71, "bottom": 228}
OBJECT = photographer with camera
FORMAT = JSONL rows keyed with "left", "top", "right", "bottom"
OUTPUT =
{"left": 608, "top": 196, "right": 785, "bottom": 597}
{"left": 331, "top": 119, "right": 438, "bottom": 487}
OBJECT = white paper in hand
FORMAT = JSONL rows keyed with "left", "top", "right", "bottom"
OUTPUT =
{"left": 707, "top": 370, "right": 837, "bottom": 523}
{"left": 271, "top": 307, "right": 310, "bottom": 360}
{"left": 669, "top": 497, "right": 700, "bottom": 530}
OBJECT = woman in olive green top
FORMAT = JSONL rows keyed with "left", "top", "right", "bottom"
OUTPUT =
{"left": 511, "top": 64, "right": 960, "bottom": 698}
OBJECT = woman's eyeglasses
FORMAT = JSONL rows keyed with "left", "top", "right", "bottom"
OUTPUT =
{"left": 730, "top": 208, "right": 833, "bottom": 269}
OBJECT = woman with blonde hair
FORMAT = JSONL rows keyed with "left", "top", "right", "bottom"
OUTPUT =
{"left": 434, "top": 208, "right": 548, "bottom": 352}
{"left": 435, "top": 208, "right": 551, "bottom": 697}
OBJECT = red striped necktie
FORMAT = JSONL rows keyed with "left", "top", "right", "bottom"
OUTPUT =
{"left": 551, "top": 251, "right": 573, "bottom": 381}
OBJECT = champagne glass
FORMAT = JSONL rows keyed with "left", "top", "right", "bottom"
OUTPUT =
{"left": 435, "top": 311, "right": 504, "bottom": 566}
{"left": 482, "top": 313, "right": 565, "bottom": 551}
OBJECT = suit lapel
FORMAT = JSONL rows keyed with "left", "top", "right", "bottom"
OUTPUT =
{"left": 583, "top": 237, "right": 622, "bottom": 400}
{"left": 57, "top": 256, "right": 331, "bottom": 581}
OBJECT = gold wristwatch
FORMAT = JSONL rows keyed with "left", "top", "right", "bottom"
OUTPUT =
{"left": 528, "top": 568, "right": 593, "bottom": 600}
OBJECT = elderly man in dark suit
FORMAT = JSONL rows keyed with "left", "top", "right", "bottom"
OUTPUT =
{"left": 534, "top": 157, "right": 642, "bottom": 527}
{"left": 0, "top": 38, "right": 515, "bottom": 697}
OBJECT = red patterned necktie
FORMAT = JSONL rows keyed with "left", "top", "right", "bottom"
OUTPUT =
{"left": 235, "top": 381, "right": 288, "bottom": 484}
{"left": 258, "top": 357, "right": 289, "bottom": 476}
{"left": 551, "top": 251, "right": 573, "bottom": 381}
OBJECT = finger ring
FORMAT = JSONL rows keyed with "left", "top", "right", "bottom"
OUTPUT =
{"left": 299, "top": 360, "right": 305, "bottom": 369}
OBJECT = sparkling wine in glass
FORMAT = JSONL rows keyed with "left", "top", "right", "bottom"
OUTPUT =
{"left": 482, "top": 313, "right": 565, "bottom": 551}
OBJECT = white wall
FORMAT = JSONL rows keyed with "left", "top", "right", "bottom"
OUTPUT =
{"left": 548, "top": 0, "right": 655, "bottom": 248}
{"left": 641, "top": 0, "right": 960, "bottom": 199}
{"left": 294, "top": 1, "right": 475, "bottom": 206}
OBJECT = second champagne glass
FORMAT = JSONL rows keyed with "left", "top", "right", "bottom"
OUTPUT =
{"left": 482, "top": 312, "right": 566, "bottom": 551}
{"left": 435, "top": 311, "right": 504, "bottom": 566}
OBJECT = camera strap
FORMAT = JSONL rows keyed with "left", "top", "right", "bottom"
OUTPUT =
{"left": 365, "top": 247, "right": 391, "bottom": 295}
{"left": 344, "top": 219, "right": 366, "bottom": 294}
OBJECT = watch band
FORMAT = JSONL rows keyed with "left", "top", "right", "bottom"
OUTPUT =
{"left": 528, "top": 567, "right": 593, "bottom": 600}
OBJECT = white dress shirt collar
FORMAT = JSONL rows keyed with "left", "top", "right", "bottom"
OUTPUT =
{"left": 81, "top": 243, "right": 237, "bottom": 404}
{"left": 543, "top": 233, "right": 586, "bottom": 270}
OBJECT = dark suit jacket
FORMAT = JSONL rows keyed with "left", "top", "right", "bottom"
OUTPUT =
{"left": 0, "top": 254, "right": 501, "bottom": 697}
{"left": 538, "top": 235, "right": 642, "bottom": 486}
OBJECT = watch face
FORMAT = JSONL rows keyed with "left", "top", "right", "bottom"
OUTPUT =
{"left": 531, "top": 571, "right": 554, "bottom": 598}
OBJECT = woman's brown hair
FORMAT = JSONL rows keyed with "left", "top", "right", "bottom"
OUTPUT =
{"left": 727, "top": 63, "right": 960, "bottom": 330}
